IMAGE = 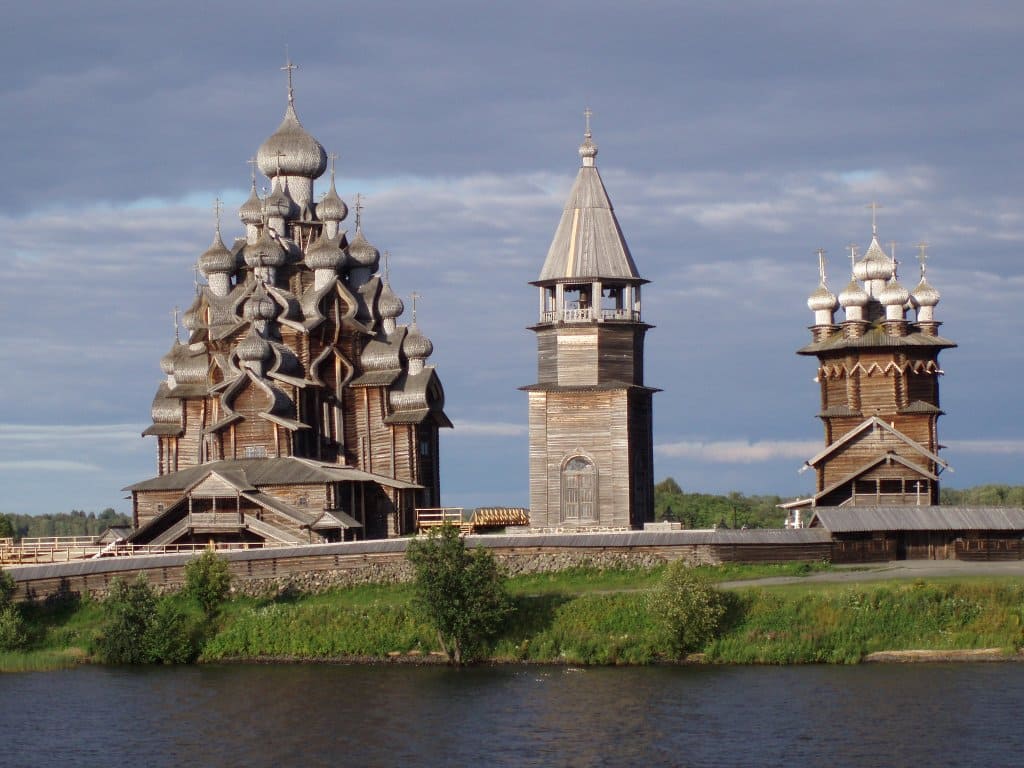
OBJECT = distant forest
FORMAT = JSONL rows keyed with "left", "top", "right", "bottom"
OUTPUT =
{"left": 1, "top": 483, "right": 1022, "bottom": 540}
{"left": 0, "top": 509, "right": 131, "bottom": 541}
{"left": 655, "top": 480, "right": 1024, "bottom": 530}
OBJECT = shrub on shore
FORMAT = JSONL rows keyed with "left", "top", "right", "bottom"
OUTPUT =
{"left": 647, "top": 560, "right": 727, "bottom": 656}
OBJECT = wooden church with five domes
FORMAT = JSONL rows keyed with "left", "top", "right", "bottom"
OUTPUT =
{"left": 126, "top": 62, "right": 451, "bottom": 546}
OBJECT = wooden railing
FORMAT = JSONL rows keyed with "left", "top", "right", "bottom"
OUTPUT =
{"left": 0, "top": 539, "right": 301, "bottom": 564}
{"left": 540, "top": 308, "right": 641, "bottom": 324}
{"left": 188, "top": 512, "right": 244, "bottom": 528}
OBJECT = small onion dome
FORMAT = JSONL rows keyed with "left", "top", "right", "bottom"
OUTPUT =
{"left": 879, "top": 277, "right": 910, "bottom": 307}
{"left": 853, "top": 236, "right": 894, "bottom": 282}
{"left": 403, "top": 322, "right": 433, "bottom": 361}
{"left": 264, "top": 178, "right": 298, "bottom": 221}
{"left": 305, "top": 231, "right": 347, "bottom": 271}
{"left": 912, "top": 278, "right": 940, "bottom": 308}
{"left": 243, "top": 290, "right": 278, "bottom": 322}
{"left": 838, "top": 279, "right": 869, "bottom": 308}
{"left": 198, "top": 230, "right": 235, "bottom": 276}
{"left": 160, "top": 344, "right": 178, "bottom": 375}
{"left": 378, "top": 280, "right": 404, "bottom": 320}
{"left": 807, "top": 282, "right": 838, "bottom": 313}
{"left": 182, "top": 306, "right": 201, "bottom": 331}
{"left": 256, "top": 103, "right": 328, "bottom": 179}
{"left": 347, "top": 226, "right": 380, "bottom": 270}
{"left": 239, "top": 184, "right": 264, "bottom": 225}
{"left": 243, "top": 227, "right": 286, "bottom": 269}
{"left": 317, "top": 179, "right": 348, "bottom": 222}
{"left": 579, "top": 134, "right": 598, "bottom": 162}
{"left": 236, "top": 328, "right": 272, "bottom": 363}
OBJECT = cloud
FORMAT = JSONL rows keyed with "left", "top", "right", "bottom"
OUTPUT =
{"left": 0, "top": 460, "right": 102, "bottom": 472}
{"left": 948, "top": 440, "right": 1024, "bottom": 455}
{"left": 656, "top": 439, "right": 820, "bottom": 463}
{"left": 0, "top": 424, "right": 146, "bottom": 443}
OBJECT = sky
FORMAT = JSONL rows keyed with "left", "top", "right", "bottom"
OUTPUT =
{"left": 2, "top": 1, "right": 1023, "bottom": 516}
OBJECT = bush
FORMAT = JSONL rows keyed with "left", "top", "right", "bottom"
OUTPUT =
{"left": 407, "top": 524, "right": 511, "bottom": 665}
{"left": 647, "top": 560, "right": 726, "bottom": 656}
{"left": 0, "top": 568, "right": 15, "bottom": 605}
{"left": 184, "top": 549, "right": 231, "bottom": 616}
{"left": 95, "top": 575, "right": 159, "bottom": 664}
{"left": 0, "top": 604, "right": 27, "bottom": 650}
{"left": 145, "top": 600, "right": 200, "bottom": 664}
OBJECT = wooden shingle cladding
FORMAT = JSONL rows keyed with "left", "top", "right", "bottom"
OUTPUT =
{"left": 131, "top": 93, "right": 450, "bottom": 545}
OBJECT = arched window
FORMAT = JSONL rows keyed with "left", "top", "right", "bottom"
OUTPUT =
{"left": 561, "top": 456, "right": 597, "bottom": 522}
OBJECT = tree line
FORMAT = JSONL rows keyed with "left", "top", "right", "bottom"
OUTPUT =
{"left": 0, "top": 509, "right": 131, "bottom": 541}
{"left": 656, "top": 479, "right": 1024, "bottom": 529}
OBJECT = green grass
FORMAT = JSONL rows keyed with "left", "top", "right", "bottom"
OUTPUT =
{"left": 5, "top": 563, "right": 1023, "bottom": 668}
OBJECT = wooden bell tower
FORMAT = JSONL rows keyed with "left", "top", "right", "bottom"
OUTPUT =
{"left": 523, "top": 115, "right": 656, "bottom": 530}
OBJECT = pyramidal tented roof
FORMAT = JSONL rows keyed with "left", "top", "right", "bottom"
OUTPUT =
{"left": 537, "top": 137, "right": 642, "bottom": 283}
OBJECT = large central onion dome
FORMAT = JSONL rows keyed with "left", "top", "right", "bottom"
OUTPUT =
{"left": 257, "top": 102, "right": 327, "bottom": 180}
{"left": 853, "top": 235, "right": 895, "bottom": 282}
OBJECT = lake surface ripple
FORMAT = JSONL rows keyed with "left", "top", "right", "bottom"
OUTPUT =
{"left": 2, "top": 663, "right": 1022, "bottom": 767}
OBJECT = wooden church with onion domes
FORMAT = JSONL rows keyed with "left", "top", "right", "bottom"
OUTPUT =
{"left": 522, "top": 113, "right": 657, "bottom": 531}
{"left": 126, "top": 59, "right": 451, "bottom": 546}
{"left": 785, "top": 208, "right": 956, "bottom": 520}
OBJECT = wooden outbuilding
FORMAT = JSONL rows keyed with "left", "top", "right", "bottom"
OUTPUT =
{"left": 810, "top": 506, "right": 1024, "bottom": 562}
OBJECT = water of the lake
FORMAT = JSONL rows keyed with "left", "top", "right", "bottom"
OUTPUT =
{"left": 2, "top": 663, "right": 1022, "bottom": 767}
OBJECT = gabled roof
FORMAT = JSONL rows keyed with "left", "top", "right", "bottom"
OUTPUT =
{"left": 536, "top": 151, "right": 642, "bottom": 284}
{"left": 125, "top": 457, "right": 422, "bottom": 492}
{"left": 810, "top": 506, "right": 1024, "bottom": 532}
{"left": 809, "top": 452, "right": 940, "bottom": 505}
{"left": 804, "top": 416, "right": 950, "bottom": 472}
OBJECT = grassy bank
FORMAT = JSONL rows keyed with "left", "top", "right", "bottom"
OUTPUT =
{"left": 5, "top": 564, "right": 1024, "bottom": 670}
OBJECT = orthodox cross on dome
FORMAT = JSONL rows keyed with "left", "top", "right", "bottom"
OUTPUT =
{"left": 213, "top": 197, "right": 223, "bottom": 234}
{"left": 247, "top": 157, "right": 258, "bottom": 186}
{"left": 584, "top": 106, "right": 593, "bottom": 137}
{"left": 382, "top": 250, "right": 391, "bottom": 281}
{"left": 816, "top": 248, "right": 827, "bottom": 285}
{"left": 192, "top": 263, "right": 201, "bottom": 295}
{"left": 281, "top": 52, "right": 297, "bottom": 106}
{"left": 171, "top": 305, "right": 180, "bottom": 342}
{"left": 888, "top": 240, "right": 899, "bottom": 277}
{"left": 917, "top": 241, "right": 929, "bottom": 279}
{"left": 847, "top": 243, "right": 859, "bottom": 274}
{"left": 354, "top": 193, "right": 364, "bottom": 228}
{"left": 866, "top": 201, "right": 883, "bottom": 235}
{"left": 410, "top": 291, "right": 421, "bottom": 323}
{"left": 328, "top": 152, "right": 338, "bottom": 181}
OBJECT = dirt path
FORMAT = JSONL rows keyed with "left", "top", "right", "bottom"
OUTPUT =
{"left": 720, "top": 560, "right": 1024, "bottom": 589}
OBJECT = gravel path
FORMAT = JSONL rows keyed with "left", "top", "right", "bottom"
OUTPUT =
{"left": 720, "top": 559, "right": 1024, "bottom": 589}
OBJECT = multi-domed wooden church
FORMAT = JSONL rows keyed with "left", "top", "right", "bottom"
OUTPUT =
{"left": 126, "top": 63, "right": 450, "bottom": 545}
{"left": 790, "top": 218, "right": 954, "bottom": 514}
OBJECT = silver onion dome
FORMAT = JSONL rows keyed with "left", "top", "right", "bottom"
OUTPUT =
{"left": 239, "top": 184, "right": 264, "bottom": 225}
{"left": 912, "top": 277, "right": 940, "bottom": 308}
{"left": 838, "top": 279, "right": 869, "bottom": 308}
{"left": 243, "top": 290, "right": 278, "bottom": 322}
{"left": 807, "top": 282, "right": 838, "bottom": 312}
{"left": 236, "top": 328, "right": 272, "bottom": 363}
{"left": 159, "top": 345, "right": 177, "bottom": 375}
{"left": 578, "top": 134, "right": 598, "bottom": 162}
{"left": 318, "top": 178, "right": 348, "bottom": 222}
{"left": 347, "top": 226, "right": 380, "bottom": 270}
{"left": 879, "top": 277, "right": 910, "bottom": 307}
{"left": 182, "top": 306, "right": 201, "bottom": 332}
{"left": 257, "top": 103, "right": 328, "bottom": 180}
{"left": 244, "top": 228, "right": 286, "bottom": 269}
{"left": 305, "top": 231, "right": 347, "bottom": 271}
{"left": 198, "top": 230, "right": 235, "bottom": 276}
{"left": 403, "top": 322, "right": 433, "bottom": 361}
{"left": 378, "top": 280, "right": 404, "bottom": 319}
{"left": 853, "top": 236, "right": 895, "bottom": 282}
{"left": 264, "top": 178, "right": 298, "bottom": 221}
